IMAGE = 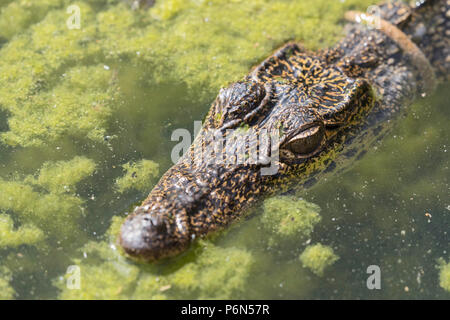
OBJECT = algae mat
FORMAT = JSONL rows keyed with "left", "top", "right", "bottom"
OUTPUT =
{"left": 0, "top": 0, "right": 448, "bottom": 299}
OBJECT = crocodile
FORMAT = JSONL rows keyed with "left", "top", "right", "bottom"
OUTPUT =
{"left": 120, "top": 0, "right": 449, "bottom": 261}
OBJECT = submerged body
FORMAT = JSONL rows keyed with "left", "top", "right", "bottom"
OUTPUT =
{"left": 120, "top": 0, "right": 449, "bottom": 261}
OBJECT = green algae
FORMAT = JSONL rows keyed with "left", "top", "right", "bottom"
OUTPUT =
{"left": 0, "top": 0, "right": 373, "bottom": 147}
{"left": 0, "top": 1, "right": 114, "bottom": 147}
{"left": 170, "top": 243, "right": 253, "bottom": 299}
{"left": 0, "top": 157, "right": 95, "bottom": 243}
{"left": 57, "top": 241, "right": 141, "bottom": 300}
{"left": 261, "top": 196, "right": 321, "bottom": 246}
{"left": 437, "top": 259, "right": 450, "bottom": 292}
{"left": 1, "top": 63, "right": 120, "bottom": 147}
{"left": 55, "top": 206, "right": 257, "bottom": 299}
{"left": 0, "top": 267, "right": 15, "bottom": 300}
{"left": 0, "top": 0, "right": 64, "bottom": 41}
{"left": 115, "top": 159, "right": 159, "bottom": 193}
{"left": 0, "top": 213, "right": 44, "bottom": 248}
{"left": 299, "top": 244, "right": 339, "bottom": 277}
{"left": 26, "top": 156, "right": 96, "bottom": 194}
{"left": 57, "top": 224, "right": 254, "bottom": 299}
{"left": 56, "top": 213, "right": 255, "bottom": 300}
{"left": 0, "top": 179, "right": 84, "bottom": 240}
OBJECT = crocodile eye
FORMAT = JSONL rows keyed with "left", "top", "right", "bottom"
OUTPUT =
{"left": 284, "top": 125, "right": 325, "bottom": 157}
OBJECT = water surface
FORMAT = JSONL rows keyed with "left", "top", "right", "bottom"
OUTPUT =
{"left": 0, "top": 0, "right": 448, "bottom": 299}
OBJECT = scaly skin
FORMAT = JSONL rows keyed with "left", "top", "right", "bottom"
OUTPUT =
{"left": 120, "top": 0, "right": 449, "bottom": 261}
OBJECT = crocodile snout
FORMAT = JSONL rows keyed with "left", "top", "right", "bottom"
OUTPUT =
{"left": 119, "top": 205, "right": 190, "bottom": 261}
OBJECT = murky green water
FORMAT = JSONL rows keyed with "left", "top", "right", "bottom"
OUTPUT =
{"left": 0, "top": 0, "right": 448, "bottom": 299}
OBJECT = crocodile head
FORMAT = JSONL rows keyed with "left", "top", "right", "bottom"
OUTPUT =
{"left": 119, "top": 43, "right": 375, "bottom": 261}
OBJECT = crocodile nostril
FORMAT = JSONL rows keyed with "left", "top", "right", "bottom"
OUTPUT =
{"left": 152, "top": 218, "right": 167, "bottom": 233}
{"left": 120, "top": 208, "right": 190, "bottom": 261}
